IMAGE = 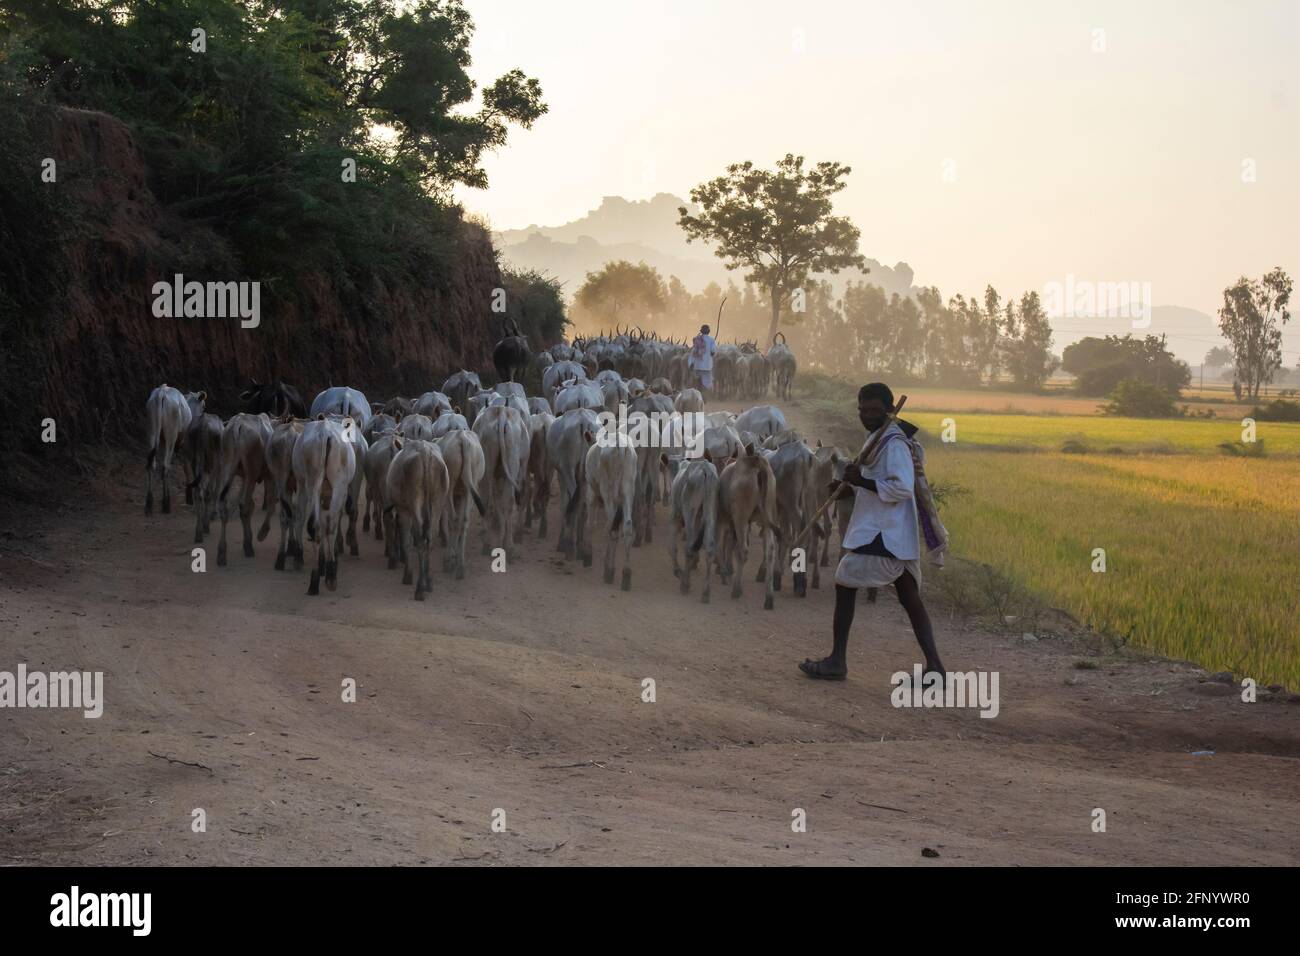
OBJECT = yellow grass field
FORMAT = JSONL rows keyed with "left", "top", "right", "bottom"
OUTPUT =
{"left": 906, "top": 411, "right": 1300, "bottom": 455}
{"left": 927, "top": 447, "right": 1300, "bottom": 687}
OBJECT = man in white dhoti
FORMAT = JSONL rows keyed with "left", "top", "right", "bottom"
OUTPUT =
{"left": 799, "top": 382, "right": 946, "bottom": 681}
{"left": 687, "top": 324, "right": 717, "bottom": 394}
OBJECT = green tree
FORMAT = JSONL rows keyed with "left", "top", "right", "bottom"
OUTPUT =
{"left": 573, "top": 260, "right": 667, "bottom": 329}
{"left": 678, "top": 154, "right": 865, "bottom": 346}
{"left": 1005, "top": 291, "right": 1058, "bottom": 390}
{"left": 1217, "top": 268, "right": 1292, "bottom": 399}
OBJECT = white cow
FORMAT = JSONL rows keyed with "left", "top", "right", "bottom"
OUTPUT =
{"left": 734, "top": 404, "right": 787, "bottom": 439}
{"left": 310, "top": 386, "right": 371, "bottom": 430}
{"left": 553, "top": 379, "right": 604, "bottom": 415}
{"left": 144, "top": 385, "right": 193, "bottom": 515}
{"left": 293, "top": 417, "right": 357, "bottom": 595}
{"left": 384, "top": 438, "right": 449, "bottom": 600}
{"left": 216, "top": 412, "right": 273, "bottom": 566}
{"left": 585, "top": 430, "right": 638, "bottom": 589}
{"left": 437, "top": 428, "right": 486, "bottom": 579}
{"left": 471, "top": 404, "right": 530, "bottom": 558}
{"left": 546, "top": 408, "right": 599, "bottom": 561}
{"left": 666, "top": 458, "right": 720, "bottom": 602}
{"left": 264, "top": 418, "right": 304, "bottom": 571}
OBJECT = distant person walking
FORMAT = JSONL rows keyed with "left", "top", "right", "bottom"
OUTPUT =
{"left": 688, "top": 324, "right": 717, "bottom": 398}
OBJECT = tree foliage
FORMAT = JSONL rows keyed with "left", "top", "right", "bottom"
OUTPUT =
{"left": 1063, "top": 334, "right": 1190, "bottom": 397}
{"left": 1, "top": 0, "right": 546, "bottom": 280}
{"left": 572, "top": 260, "right": 667, "bottom": 330}
{"left": 678, "top": 155, "right": 865, "bottom": 345}
{"left": 1217, "top": 268, "right": 1292, "bottom": 399}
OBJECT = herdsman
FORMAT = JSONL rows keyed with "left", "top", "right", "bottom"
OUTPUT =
{"left": 799, "top": 382, "right": 946, "bottom": 681}
{"left": 687, "top": 324, "right": 717, "bottom": 396}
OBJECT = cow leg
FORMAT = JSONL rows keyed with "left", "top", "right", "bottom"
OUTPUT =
{"left": 600, "top": 498, "right": 616, "bottom": 585}
{"left": 762, "top": 529, "right": 776, "bottom": 610}
{"left": 620, "top": 499, "right": 633, "bottom": 591}
{"left": 400, "top": 513, "right": 414, "bottom": 586}
{"left": 421, "top": 521, "right": 435, "bottom": 597}
{"left": 730, "top": 527, "right": 746, "bottom": 600}
{"left": 347, "top": 494, "right": 360, "bottom": 557}
{"left": 579, "top": 490, "right": 593, "bottom": 568}
{"left": 160, "top": 458, "right": 172, "bottom": 515}
{"left": 385, "top": 510, "right": 399, "bottom": 570}
{"left": 274, "top": 496, "right": 290, "bottom": 571}
{"left": 511, "top": 485, "right": 524, "bottom": 547}
{"left": 257, "top": 478, "right": 272, "bottom": 542}
{"left": 538, "top": 478, "right": 549, "bottom": 539}
{"left": 240, "top": 478, "right": 256, "bottom": 558}
{"left": 700, "top": 539, "right": 713, "bottom": 604}
{"left": 412, "top": 519, "right": 426, "bottom": 600}
{"left": 325, "top": 505, "right": 342, "bottom": 592}
{"left": 559, "top": 477, "right": 575, "bottom": 558}
{"left": 669, "top": 519, "right": 687, "bottom": 593}
{"left": 772, "top": 527, "right": 785, "bottom": 592}
{"left": 193, "top": 483, "right": 206, "bottom": 544}
{"left": 309, "top": 544, "right": 324, "bottom": 595}
{"left": 217, "top": 486, "right": 230, "bottom": 567}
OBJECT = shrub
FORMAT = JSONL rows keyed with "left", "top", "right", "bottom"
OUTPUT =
{"left": 1102, "top": 378, "right": 1181, "bottom": 418}
{"left": 1250, "top": 399, "right": 1300, "bottom": 422}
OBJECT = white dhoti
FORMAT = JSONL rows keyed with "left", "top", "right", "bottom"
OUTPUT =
{"left": 834, "top": 551, "right": 922, "bottom": 589}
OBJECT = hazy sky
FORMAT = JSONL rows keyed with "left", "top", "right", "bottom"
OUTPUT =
{"left": 457, "top": 0, "right": 1297, "bottom": 350}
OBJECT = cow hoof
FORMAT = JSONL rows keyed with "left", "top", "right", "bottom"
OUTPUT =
{"left": 583, "top": 555, "right": 593, "bottom": 569}
{"left": 257, "top": 525, "right": 270, "bottom": 542}
{"left": 308, "top": 571, "right": 320, "bottom": 595}
{"left": 414, "top": 589, "right": 425, "bottom": 601}
{"left": 193, "top": 531, "right": 203, "bottom": 544}
{"left": 363, "top": 515, "right": 371, "bottom": 532}
{"left": 764, "top": 594, "right": 774, "bottom": 610}
{"left": 326, "top": 576, "right": 337, "bottom": 593}
{"left": 350, "top": 544, "right": 359, "bottom": 557}
{"left": 274, "top": 553, "right": 286, "bottom": 571}
{"left": 185, "top": 489, "right": 193, "bottom": 505}
{"left": 700, "top": 591, "right": 710, "bottom": 604}
{"left": 679, "top": 579, "right": 690, "bottom": 594}
{"left": 621, "top": 570, "right": 631, "bottom": 591}
{"left": 244, "top": 541, "right": 254, "bottom": 558}
{"left": 402, "top": 571, "right": 412, "bottom": 585}
{"left": 603, "top": 568, "right": 614, "bottom": 585}
{"left": 216, "top": 547, "right": 227, "bottom": 567}
{"left": 161, "top": 500, "right": 171, "bottom": 515}
{"left": 293, "top": 556, "right": 304, "bottom": 571}
{"left": 455, "top": 567, "right": 465, "bottom": 581}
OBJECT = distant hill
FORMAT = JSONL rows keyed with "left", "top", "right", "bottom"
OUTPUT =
{"left": 494, "top": 192, "right": 920, "bottom": 300}
{"left": 494, "top": 194, "right": 1295, "bottom": 369}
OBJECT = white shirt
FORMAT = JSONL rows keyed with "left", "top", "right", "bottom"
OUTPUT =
{"left": 840, "top": 424, "right": 920, "bottom": 559}
{"left": 689, "top": 335, "right": 717, "bottom": 371}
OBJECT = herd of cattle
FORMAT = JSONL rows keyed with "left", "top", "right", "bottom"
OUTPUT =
{"left": 142, "top": 335, "right": 842, "bottom": 608}
{"left": 527, "top": 329, "right": 798, "bottom": 402}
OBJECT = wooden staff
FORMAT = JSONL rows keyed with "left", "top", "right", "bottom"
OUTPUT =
{"left": 793, "top": 395, "right": 908, "bottom": 546}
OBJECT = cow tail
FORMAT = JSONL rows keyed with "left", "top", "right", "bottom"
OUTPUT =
{"left": 499, "top": 414, "right": 517, "bottom": 492}
{"left": 565, "top": 455, "right": 585, "bottom": 519}
{"left": 758, "top": 466, "right": 780, "bottom": 536}
{"left": 146, "top": 402, "right": 161, "bottom": 471}
{"left": 421, "top": 450, "right": 436, "bottom": 541}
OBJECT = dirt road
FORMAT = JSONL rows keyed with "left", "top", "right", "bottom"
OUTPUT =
{"left": 2, "top": 399, "right": 1298, "bottom": 866}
